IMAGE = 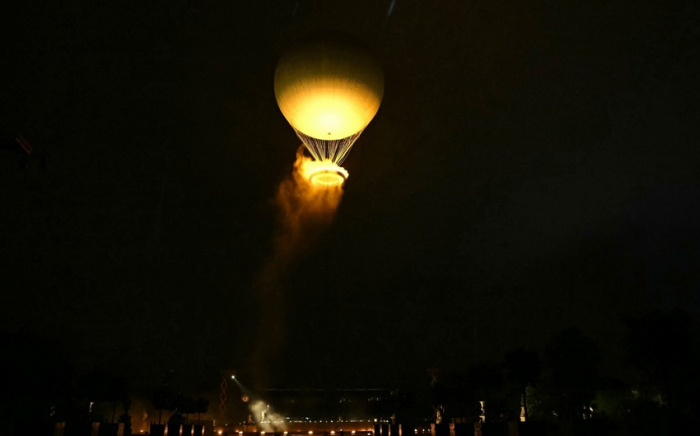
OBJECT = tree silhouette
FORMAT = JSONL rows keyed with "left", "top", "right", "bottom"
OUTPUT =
{"left": 195, "top": 397, "right": 210, "bottom": 424}
{"left": 626, "top": 308, "right": 700, "bottom": 414}
{"left": 77, "top": 368, "right": 128, "bottom": 423}
{"left": 0, "top": 331, "right": 74, "bottom": 435}
{"left": 180, "top": 396, "right": 197, "bottom": 424}
{"left": 118, "top": 397, "right": 133, "bottom": 436}
{"left": 151, "top": 388, "right": 172, "bottom": 425}
{"left": 437, "top": 363, "right": 505, "bottom": 422}
{"left": 532, "top": 328, "right": 601, "bottom": 424}
{"left": 503, "top": 348, "right": 541, "bottom": 420}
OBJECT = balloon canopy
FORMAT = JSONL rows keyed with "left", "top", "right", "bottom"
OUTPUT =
{"left": 274, "top": 33, "right": 384, "bottom": 165}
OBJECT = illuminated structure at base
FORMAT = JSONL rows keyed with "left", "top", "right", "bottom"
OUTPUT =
{"left": 220, "top": 376, "right": 229, "bottom": 420}
{"left": 220, "top": 389, "right": 398, "bottom": 435}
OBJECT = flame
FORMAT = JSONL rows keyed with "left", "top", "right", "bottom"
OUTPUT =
{"left": 300, "top": 159, "right": 349, "bottom": 187}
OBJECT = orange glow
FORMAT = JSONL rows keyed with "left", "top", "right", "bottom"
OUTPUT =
{"left": 274, "top": 36, "right": 383, "bottom": 141}
{"left": 300, "top": 159, "right": 349, "bottom": 187}
{"left": 277, "top": 86, "right": 380, "bottom": 140}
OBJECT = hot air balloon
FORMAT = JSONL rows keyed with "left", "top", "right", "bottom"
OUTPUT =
{"left": 274, "top": 33, "right": 384, "bottom": 186}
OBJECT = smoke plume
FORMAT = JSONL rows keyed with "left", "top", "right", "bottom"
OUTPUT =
{"left": 250, "top": 147, "right": 344, "bottom": 390}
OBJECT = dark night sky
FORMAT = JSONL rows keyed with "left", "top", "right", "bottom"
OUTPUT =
{"left": 2, "top": 0, "right": 699, "bottom": 394}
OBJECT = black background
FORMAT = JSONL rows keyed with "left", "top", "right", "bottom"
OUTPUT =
{"left": 1, "top": 0, "right": 699, "bottom": 393}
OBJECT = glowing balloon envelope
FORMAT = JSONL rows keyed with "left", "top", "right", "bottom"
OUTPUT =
{"left": 274, "top": 33, "right": 384, "bottom": 184}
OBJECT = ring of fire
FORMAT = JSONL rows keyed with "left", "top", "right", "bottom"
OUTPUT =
{"left": 309, "top": 169, "right": 346, "bottom": 187}
{"left": 302, "top": 160, "right": 349, "bottom": 187}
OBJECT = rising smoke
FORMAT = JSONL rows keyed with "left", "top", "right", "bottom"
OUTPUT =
{"left": 249, "top": 400, "right": 290, "bottom": 432}
{"left": 249, "top": 146, "right": 343, "bottom": 391}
